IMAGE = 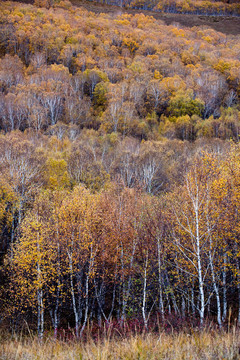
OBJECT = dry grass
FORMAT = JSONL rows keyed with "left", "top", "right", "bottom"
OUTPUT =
{"left": 0, "top": 328, "right": 240, "bottom": 360}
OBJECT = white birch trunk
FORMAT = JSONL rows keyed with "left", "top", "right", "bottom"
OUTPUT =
{"left": 222, "top": 253, "right": 227, "bottom": 323}
{"left": 157, "top": 235, "right": 164, "bottom": 318}
{"left": 37, "top": 229, "right": 44, "bottom": 341}
{"left": 68, "top": 253, "right": 79, "bottom": 337}
{"left": 37, "top": 287, "right": 44, "bottom": 341}
{"left": 80, "top": 243, "right": 96, "bottom": 338}
{"left": 142, "top": 250, "right": 148, "bottom": 330}
{"left": 208, "top": 242, "right": 222, "bottom": 327}
{"left": 194, "top": 189, "right": 205, "bottom": 325}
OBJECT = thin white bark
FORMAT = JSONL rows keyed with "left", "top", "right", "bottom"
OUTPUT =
{"left": 222, "top": 253, "right": 227, "bottom": 323}
{"left": 68, "top": 252, "right": 79, "bottom": 336}
{"left": 142, "top": 250, "right": 148, "bottom": 330}
{"left": 37, "top": 230, "right": 44, "bottom": 341}
{"left": 157, "top": 235, "right": 164, "bottom": 317}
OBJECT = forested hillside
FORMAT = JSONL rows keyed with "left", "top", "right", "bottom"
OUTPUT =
{"left": 110, "top": 0, "right": 240, "bottom": 16}
{"left": 1, "top": 1, "right": 240, "bottom": 140}
{"left": 10, "top": 0, "right": 240, "bottom": 16}
{"left": 0, "top": 0, "right": 240, "bottom": 339}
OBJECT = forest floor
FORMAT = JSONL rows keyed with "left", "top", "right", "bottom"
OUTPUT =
{"left": 9, "top": 0, "right": 240, "bottom": 35}
{"left": 1, "top": 329, "right": 240, "bottom": 359}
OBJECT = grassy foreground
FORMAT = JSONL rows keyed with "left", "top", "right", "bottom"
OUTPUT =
{"left": 1, "top": 328, "right": 240, "bottom": 360}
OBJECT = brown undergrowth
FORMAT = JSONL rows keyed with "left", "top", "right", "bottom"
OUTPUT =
{"left": 0, "top": 327, "right": 240, "bottom": 360}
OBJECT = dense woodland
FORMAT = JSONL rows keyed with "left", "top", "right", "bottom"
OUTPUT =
{"left": 92, "top": 0, "right": 240, "bottom": 16}
{"left": 0, "top": 0, "right": 240, "bottom": 339}
{"left": 32, "top": 0, "right": 240, "bottom": 16}
{"left": 134, "top": 0, "right": 240, "bottom": 15}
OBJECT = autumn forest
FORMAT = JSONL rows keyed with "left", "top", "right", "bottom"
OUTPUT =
{"left": 1, "top": 0, "right": 240, "bottom": 354}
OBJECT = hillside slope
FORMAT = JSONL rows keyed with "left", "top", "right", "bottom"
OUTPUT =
{"left": 8, "top": 0, "right": 240, "bottom": 35}
{"left": 1, "top": 0, "right": 240, "bottom": 331}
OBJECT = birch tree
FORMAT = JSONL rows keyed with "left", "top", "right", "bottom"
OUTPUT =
{"left": 168, "top": 155, "right": 224, "bottom": 325}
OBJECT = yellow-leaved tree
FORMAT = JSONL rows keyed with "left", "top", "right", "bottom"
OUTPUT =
{"left": 6, "top": 191, "right": 67, "bottom": 339}
{"left": 167, "top": 154, "right": 227, "bottom": 326}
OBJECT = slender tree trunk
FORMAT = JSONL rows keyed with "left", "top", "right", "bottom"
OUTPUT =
{"left": 181, "top": 296, "right": 186, "bottom": 319}
{"left": 37, "top": 229, "right": 44, "bottom": 341}
{"left": 53, "top": 286, "right": 60, "bottom": 337}
{"left": 80, "top": 244, "right": 95, "bottom": 338}
{"left": 94, "top": 279, "right": 108, "bottom": 322}
{"left": 37, "top": 287, "right": 44, "bottom": 341}
{"left": 222, "top": 253, "right": 227, "bottom": 323}
{"left": 120, "top": 245, "right": 126, "bottom": 321}
{"left": 195, "top": 205, "right": 205, "bottom": 325}
{"left": 108, "top": 276, "right": 116, "bottom": 321}
{"left": 157, "top": 235, "right": 164, "bottom": 318}
{"left": 142, "top": 250, "right": 148, "bottom": 330}
{"left": 79, "top": 270, "right": 89, "bottom": 338}
{"left": 37, "top": 261, "right": 44, "bottom": 340}
{"left": 125, "top": 238, "right": 137, "bottom": 315}
{"left": 10, "top": 209, "right": 16, "bottom": 258}
{"left": 209, "top": 250, "right": 221, "bottom": 327}
{"left": 191, "top": 286, "right": 195, "bottom": 316}
{"left": 236, "top": 259, "right": 240, "bottom": 325}
{"left": 53, "top": 238, "right": 61, "bottom": 338}
{"left": 205, "top": 195, "right": 222, "bottom": 327}
{"left": 165, "top": 271, "right": 179, "bottom": 315}
{"left": 208, "top": 235, "right": 221, "bottom": 327}
{"left": 68, "top": 253, "right": 79, "bottom": 337}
